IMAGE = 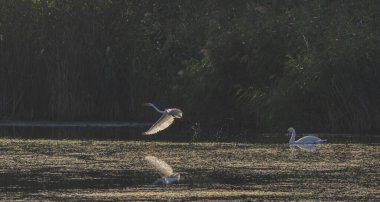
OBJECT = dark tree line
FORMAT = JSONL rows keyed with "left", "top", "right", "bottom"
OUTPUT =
{"left": 1, "top": 0, "right": 380, "bottom": 139}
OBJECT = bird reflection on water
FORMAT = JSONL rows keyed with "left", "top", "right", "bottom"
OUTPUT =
{"left": 144, "top": 156, "right": 180, "bottom": 185}
{"left": 289, "top": 143, "right": 322, "bottom": 159}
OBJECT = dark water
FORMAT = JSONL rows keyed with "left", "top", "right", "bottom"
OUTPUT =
{"left": 0, "top": 126, "right": 144, "bottom": 140}
{"left": 0, "top": 126, "right": 379, "bottom": 144}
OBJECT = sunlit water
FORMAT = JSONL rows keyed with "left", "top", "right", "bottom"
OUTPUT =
{"left": 0, "top": 139, "right": 378, "bottom": 201}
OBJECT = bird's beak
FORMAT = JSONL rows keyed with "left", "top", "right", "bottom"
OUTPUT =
{"left": 142, "top": 103, "right": 150, "bottom": 107}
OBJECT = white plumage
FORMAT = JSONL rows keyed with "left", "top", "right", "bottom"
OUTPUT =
{"left": 288, "top": 127, "right": 326, "bottom": 144}
{"left": 144, "top": 155, "right": 180, "bottom": 185}
{"left": 142, "top": 103, "right": 183, "bottom": 135}
{"left": 144, "top": 114, "right": 175, "bottom": 135}
{"left": 292, "top": 143, "right": 321, "bottom": 151}
{"left": 144, "top": 155, "right": 174, "bottom": 177}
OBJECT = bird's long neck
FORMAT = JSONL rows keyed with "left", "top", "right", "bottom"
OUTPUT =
{"left": 149, "top": 104, "right": 165, "bottom": 114}
{"left": 289, "top": 131, "right": 296, "bottom": 144}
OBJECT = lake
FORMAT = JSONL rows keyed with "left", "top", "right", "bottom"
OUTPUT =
{"left": 0, "top": 139, "right": 378, "bottom": 201}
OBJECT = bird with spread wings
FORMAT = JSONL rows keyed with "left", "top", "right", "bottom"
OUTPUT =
{"left": 142, "top": 103, "right": 183, "bottom": 135}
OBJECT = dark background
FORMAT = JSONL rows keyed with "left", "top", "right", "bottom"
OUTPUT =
{"left": 1, "top": 0, "right": 380, "bottom": 140}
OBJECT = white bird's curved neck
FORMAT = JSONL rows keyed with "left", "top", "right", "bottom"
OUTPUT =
{"left": 289, "top": 130, "right": 296, "bottom": 144}
{"left": 149, "top": 104, "right": 165, "bottom": 114}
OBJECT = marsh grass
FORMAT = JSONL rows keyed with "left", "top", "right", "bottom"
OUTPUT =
{"left": 0, "top": 139, "right": 378, "bottom": 201}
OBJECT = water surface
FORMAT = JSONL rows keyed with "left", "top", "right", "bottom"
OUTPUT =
{"left": 0, "top": 139, "right": 378, "bottom": 201}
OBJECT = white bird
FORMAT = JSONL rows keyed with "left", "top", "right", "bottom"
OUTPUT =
{"left": 288, "top": 127, "right": 326, "bottom": 144}
{"left": 142, "top": 103, "right": 183, "bottom": 135}
{"left": 292, "top": 143, "right": 321, "bottom": 151}
{"left": 144, "top": 155, "right": 180, "bottom": 185}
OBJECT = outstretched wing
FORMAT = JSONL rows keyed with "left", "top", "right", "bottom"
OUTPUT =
{"left": 143, "top": 114, "right": 174, "bottom": 135}
{"left": 144, "top": 156, "right": 173, "bottom": 177}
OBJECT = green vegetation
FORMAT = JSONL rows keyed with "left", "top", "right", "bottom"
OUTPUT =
{"left": 0, "top": 139, "right": 378, "bottom": 200}
{"left": 1, "top": 1, "right": 380, "bottom": 139}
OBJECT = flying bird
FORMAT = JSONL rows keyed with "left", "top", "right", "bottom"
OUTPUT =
{"left": 142, "top": 103, "right": 183, "bottom": 135}
{"left": 144, "top": 155, "right": 180, "bottom": 185}
{"left": 287, "top": 127, "right": 326, "bottom": 144}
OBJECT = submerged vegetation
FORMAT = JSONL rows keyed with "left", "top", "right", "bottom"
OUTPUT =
{"left": 0, "top": 139, "right": 378, "bottom": 200}
{"left": 1, "top": 1, "right": 380, "bottom": 139}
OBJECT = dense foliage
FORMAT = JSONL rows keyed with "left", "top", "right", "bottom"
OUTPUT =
{"left": 1, "top": 0, "right": 379, "bottom": 139}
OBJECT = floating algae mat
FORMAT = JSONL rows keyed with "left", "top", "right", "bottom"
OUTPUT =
{"left": 0, "top": 139, "right": 378, "bottom": 201}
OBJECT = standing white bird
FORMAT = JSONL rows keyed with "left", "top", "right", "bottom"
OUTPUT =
{"left": 144, "top": 155, "right": 180, "bottom": 185}
{"left": 288, "top": 127, "right": 326, "bottom": 144}
{"left": 142, "top": 103, "right": 183, "bottom": 135}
